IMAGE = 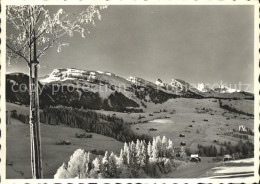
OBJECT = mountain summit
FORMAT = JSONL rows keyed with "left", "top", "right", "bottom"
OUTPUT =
{"left": 197, "top": 83, "right": 211, "bottom": 93}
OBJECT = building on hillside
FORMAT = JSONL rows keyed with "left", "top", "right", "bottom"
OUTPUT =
{"left": 179, "top": 133, "right": 185, "bottom": 137}
{"left": 190, "top": 154, "right": 201, "bottom": 162}
{"left": 180, "top": 142, "right": 186, "bottom": 146}
{"left": 223, "top": 154, "right": 232, "bottom": 162}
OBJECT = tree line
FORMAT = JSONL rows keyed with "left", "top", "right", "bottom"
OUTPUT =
{"left": 219, "top": 100, "right": 254, "bottom": 117}
{"left": 54, "top": 136, "right": 178, "bottom": 178}
{"left": 197, "top": 140, "right": 254, "bottom": 159}
{"left": 40, "top": 106, "right": 151, "bottom": 143}
{"left": 223, "top": 132, "right": 249, "bottom": 140}
{"left": 9, "top": 106, "right": 151, "bottom": 143}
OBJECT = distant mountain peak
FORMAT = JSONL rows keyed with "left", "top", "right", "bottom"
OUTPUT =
{"left": 213, "top": 84, "right": 241, "bottom": 93}
{"left": 40, "top": 68, "right": 118, "bottom": 84}
{"left": 197, "top": 83, "right": 211, "bottom": 93}
{"left": 170, "top": 79, "right": 188, "bottom": 91}
{"left": 155, "top": 79, "right": 167, "bottom": 87}
{"left": 40, "top": 68, "right": 244, "bottom": 96}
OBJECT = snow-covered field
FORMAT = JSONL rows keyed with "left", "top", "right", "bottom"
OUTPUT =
{"left": 6, "top": 118, "right": 123, "bottom": 179}
{"left": 129, "top": 98, "right": 254, "bottom": 150}
{"left": 6, "top": 98, "right": 255, "bottom": 179}
{"left": 149, "top": 119, "right": 173, "bottom": 124}
{"left": 200, "top": 158, "right": 254, "bottom": 179}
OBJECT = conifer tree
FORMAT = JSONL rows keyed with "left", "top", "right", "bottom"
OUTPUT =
{"left": 140, "top": 141, "right": 148, "bottom": 171}
{"left": 162, "top": 136, "right": 168, "bottom": 157}
{"left": 180, "top": 146, "right": 186, "bottom": 158}
{"left": 147, "top": 141, "right": 152, "bottom": 157}
{"left": 109, "top": 152, "right": 117, "bottom": 177}
{"left": 152, "top": 137, "right": 160, "bottom": 159}
{"left": 54, "top": 162, "right": 69, "bottom": 179}
{"left": 220, "top": 146, "right": 225, "bottom": 156}
{"left": 136, "top": 140, "right": 142, "bottom": 165}
{"left": 101, "top": 151, "right": 110, "bottom": 177}
{"left": 136, "top": 140, "right": 141, "bottom": 156}
{"left": 89, "top": 157, "right": 101, "bottom": 178}
{"left": 156, "top": 136, "right": 162, "bottom": 157}
{"left": 117, "top": 149, "right": 124, "bottom": 166}
{"left": 167, "top": 139, "right": 174, "bottom": 158}
{"left": 66, "top": 149, "right": 87, "bottom": 178}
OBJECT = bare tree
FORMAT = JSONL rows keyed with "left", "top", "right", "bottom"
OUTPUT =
{"left": 6, "top": 5, "right": 107, "bottom": 179}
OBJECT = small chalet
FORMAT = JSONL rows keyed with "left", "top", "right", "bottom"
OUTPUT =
{"left": 223, "top": 154, "right": 232, "bottom": 162}
{"left": 179, "top": 133, "right": 185, "bottom": 137}
{"left": 180, "top": 142, "right": 186, "bottom": 146}
{"left": 190, "top": 154, "right": 201, "bottom": 162}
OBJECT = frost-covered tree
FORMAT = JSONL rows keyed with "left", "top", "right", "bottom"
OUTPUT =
{"left": 54, "top": 162, "right": 69, "bottom": 179}
{"left": 147, "top": 141, "right": 152, "bottom": 157}
{"left": 82, "top": 151, "right": 92, "bottom": 177}
{"left": 163, "top": 158, "right": 172, "bottom": 173}
{"left": 55, "top": 136, "right": 177, "bottom": 178}
{"left": 92, "top": 157, "right": 101, "bottom": 172}
{"left": 66, "top": 149, "right": 88, "bottom": 178}
{"left": 117, "top": 149, "right": 124, "bottom": 167}
{"left": 127, "top": 142, "right": 135, "bottom": 165}
{"left": 101, "top": 151, "right": 110, "bottom": 177}
{"left": 108, "top": 152, "right": 117, "bottom": 177}
{"left": 162, "top": 136, "right": 168, "bottom": 157}
{"left": 89, "top": 157, "right": 102, "bottom": 178}
{"left": 180, "top": 146, "right": 186, "bottom": 158}
{"left": 152, "top": 137, "right": 160, "bottom": 159}
{"left": 155, "top": 136, "right": 162, "bottom": 157}
{"left": 167, "top": 139, "right": 174, "bottom": 158}
{"left": 136, "top": 139, "right": 142, "bottom": 165}
{"left": 6, "top": 5, "right": 107, "bottom": 178}
{"left": 123, "top": 142, "right": 130, "bottom": 165}
{"left": 140, "top": 141, "right": 148, "bottom": 171}
{"left": 136, "top": 140, "right": 141, "bottom": 156}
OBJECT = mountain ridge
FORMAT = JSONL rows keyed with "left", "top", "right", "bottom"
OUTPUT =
{"left": 40, "top": 68, "right": 246, "bottom": 94}
{"left": 6, "top": 68, "right": 254, "bottom": 113}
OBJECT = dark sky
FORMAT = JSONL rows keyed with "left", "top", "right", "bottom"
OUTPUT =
{"left": 7, "top": 5, "right": 254, "bottom": 92}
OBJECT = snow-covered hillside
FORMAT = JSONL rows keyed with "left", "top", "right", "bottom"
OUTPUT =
{"left": 40, "top": 68, "right": 243, "bottom": 95}
{"left": 37, "top": 68, "right": 178, "bottom": 111}
{"left": 213, "top": 84, "right": 241, "bottom": 93}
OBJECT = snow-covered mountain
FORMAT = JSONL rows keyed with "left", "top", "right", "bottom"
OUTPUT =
{"left": 213, "top": 84, "right": 241, "bottom": 93}
{"left": 40, "top": 68, "right": 116, "bottom": 84}
{"left": 197, "top": 83, "right": 211, "bottom": 93}
{"left": 7, "top": 68, "right": 253, "bottom": 112}
{"left": 37, "top": 68, "right": 178, "bottom": 111}
{"left": 40, "top": 68, "right": 243, "bottom": 95}
{"left": 127, "top": 76, "right": 146, "bottom": 86}
{"left": 170, "top": 79, "right": 188, "bottom": 92}
{"left": 155, "top": 79, "right": 168, "bottom": 88}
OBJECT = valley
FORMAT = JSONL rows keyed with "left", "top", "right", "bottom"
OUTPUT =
{"left": 5, "top": 69, "right": 255, "bottom": 179}
{"left": 6, "top": 95, "right": 254, "bottom": 178}
{"left": 99, "top": 98, "right": 254, "bottom": 150}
